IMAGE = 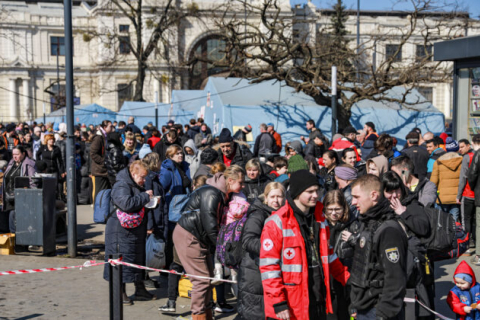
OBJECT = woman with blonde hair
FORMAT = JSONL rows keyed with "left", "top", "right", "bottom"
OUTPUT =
{"left": 123, "top": 132, "right": 140, "bottom": 162}
{"left": 237, "top": 182, "right": 285, "bottom": 320}
{"left": 242, "top": 158, "right": 272, "bottom": 204}
{"left": 173, "top": 165, "right": 245, "bottom": 319}
{"left": 103, "top": 160, "right": 156, "bottom": 304}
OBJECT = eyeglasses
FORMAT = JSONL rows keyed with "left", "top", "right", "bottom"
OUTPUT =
{"left": 326, "top": 208, "right": 343, "bottom": 213}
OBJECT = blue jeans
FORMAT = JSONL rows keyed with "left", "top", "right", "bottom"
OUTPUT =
{"left": 436, "top": 203, "right": 460, "bottom": 222}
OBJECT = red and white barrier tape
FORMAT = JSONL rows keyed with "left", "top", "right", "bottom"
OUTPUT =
{"left": 404, "top": 297, "right": 454, "bottom": 320}
{"left": 0, "top": 260, "right": 107, "bottom": 276}
{"left": 108, "top": 258, "right": 237, "bottom": 284}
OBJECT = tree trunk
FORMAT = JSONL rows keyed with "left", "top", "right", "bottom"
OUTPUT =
{"left": 133, "top": 59, "right": 146, "bottom": 101}
{"left": 337, "top": 103, "right": 352, "bottom": 130}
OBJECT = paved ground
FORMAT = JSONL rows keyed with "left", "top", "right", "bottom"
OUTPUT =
{"left": 0, "top": 205, "right": 472, "bottom": 319}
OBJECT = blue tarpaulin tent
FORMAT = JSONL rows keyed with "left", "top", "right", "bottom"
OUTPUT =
{"left": 35, "top": 103, "right": 117, "bottom": 126}
{"left": 188, "top": 77, "right": 445, "bottom": 146}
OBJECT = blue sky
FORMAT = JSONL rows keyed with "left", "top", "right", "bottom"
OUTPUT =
{"left": 290, "top": 0, "right": 480, "bottom": 19}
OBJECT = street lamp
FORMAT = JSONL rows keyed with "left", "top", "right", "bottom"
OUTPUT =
{"left": 155, "top": 91, "right": 159, "bottom": 129}
{"left": 356, "top": 0, "right": 360, "bottom": 81}
{"left": 332, "top": 66, "right": 337, "bottom": 135}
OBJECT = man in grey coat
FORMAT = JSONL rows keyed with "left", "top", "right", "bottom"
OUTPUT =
{"left": 253, "top": 123, "right": 275, "bottom": 157}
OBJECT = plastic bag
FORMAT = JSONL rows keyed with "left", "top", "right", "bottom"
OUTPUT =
{"left": 146, "top": 235, "right": 166, "bottom": 269}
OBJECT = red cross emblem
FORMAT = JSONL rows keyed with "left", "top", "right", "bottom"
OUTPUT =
{"left": 283, "top": 248, "right": 296, "bottom": 260}
{"left": 263, "top": 239, "right": 274, "bottom": 251}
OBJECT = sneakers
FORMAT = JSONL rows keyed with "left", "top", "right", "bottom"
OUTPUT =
{"left": 144, "top": 278, "right": 160, "bottom": 289}
{"left": 215, "top": 302, "right": 234, "bottom": 313}
{"left": 159, "top": 300, "right": 176, "bottom": 313}
{"left": 471, "top": 255, "right": 480, "bottom": 265}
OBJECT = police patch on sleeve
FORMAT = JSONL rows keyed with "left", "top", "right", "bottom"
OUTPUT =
{"left": 385, "top": 247, "right": 399, "bottom": 263}
{"left": 263, "top": 239, "right": 274, "bottom": 251}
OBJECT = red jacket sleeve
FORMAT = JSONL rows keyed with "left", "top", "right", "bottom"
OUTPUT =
{"left": 447, "top": 290, "right": 467, "bottom": 316}
{"left": 329, "top": 254, "right": 350, "bottom": 286}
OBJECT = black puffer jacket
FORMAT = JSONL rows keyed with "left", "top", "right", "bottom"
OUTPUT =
{"left": 177, "top": 183, "right": 226, "bottom": 251}
{"left": 105, "top": 142, "right": 127, "bottom": 182}
{"left": 398, "top": 191, "right": 430, "bottom": 237}
{"left": 35, "top": 145, "right": 64, "bottom": 174}
{"left": 329, "top": 219, "right": 361, "bottom": 269}
{"left": 145, "top": 170, "right": 168, "bottom": 240}
{"left": 153, "top": 135, "right": 180, "bottom": 163}
{"left": 319, "top": 167, "right": 337, "bottom": 192}
{"left": 237, "top": 199, "right": 272, "bottom": 320}
{"left": 242, "top": 174, "right": 272, "bottom": 204}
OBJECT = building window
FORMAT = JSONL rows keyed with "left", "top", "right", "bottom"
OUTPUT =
{"left": 117, "top": 83, "right": 133, "bottom": 108}
{"left": 119, "top": 36, "right": 131, "bottom": 54}
{"left": 416, "top": 44, "right": 433, "bottom": 62}
{"left": 51, "top": 37, "right": 65, "bottom": 56}
{"left": 417, "top": 86, "right": 433, "bottom": 102}
{"left": 119, "top": 25, "right": 129, "bottom": 33}
{"left": 189, "top": 35, "right": 229, "bottom": 89}
{"left": 386, "top": 44, "right": 402, "bottom": 62}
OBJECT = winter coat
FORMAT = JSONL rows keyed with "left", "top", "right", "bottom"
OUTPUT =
{"left": 253, "top": 132, "right": 276, "bottom": 157}
{"left": 468, "top": 149, "right": 480, "bottom": 206}
{"left": 330, "top": 138, "right": 361, "bottom": 162}
{"left": 342, "top": 184, "right": 359, "bottom": 220}
{"left": 194, "top": 131, "right": 213, "bottom": 150}
{"left": 126, "top": 123, "right": 141, "bottom": 134}
{"left": 55, "top": 139, "right": 67, "bottom": 168}
{"left": 399, "top": 192, "right": 431, "bottom": 237}
{"left": 216, "top": 141, "right": 253, "bottom": 168}
{"left": 242, "top": 173, "right": 272, "bottom": 204}
{"left": 152, "top": 136, "right": 180, "bottom": 163}
{"left": 360, "top": 132, "right": 378, "bottom": 160}
{"left": 35, "top": 145, "right": 65, "bottom": 174}
{"left": 159, "top": 159, "right": 191, "bottom": 208}
{"left": 430, "top": 152, "right": 463, "bottom": 204}
{"left": 260, "top": 199, "right": 350, "bottom": 319}
{"left": 329, "top": 219, "right": 361, "bottom": 269}
{"left": 90, "top": 131, "right": 107, "bottom": 177}
{"left": 401, "top": 145, "right": 429, "bottom": 180}
{"left": 349, "top": 198, "right": 408, "bottom": 319}
{"left": 2, "top": 157, "right": 37, "bottom": 211}
{"left": 183, "top": 139, "right": 202, "bottom": 178}
{"left": 458, "top": 151, "right": 475, "bottom": 200}
{"left": 103, "top": 167, "right": 151, "bottom": 283}
{"left": 147, "top": 136, "right": 161, "bottom": 149}
{"left": 427, "top": 147, "right": 447, "bottom": 176}
{"left": 412, "top": 177, "right": 438, "bottom": 208}
{"left": 145, "top": 170, "right": 168, "bottom": 240}
{"left": 105, "top": 142, "right": 127, "bottom": 181}
{"left": 319, "top": 167, "right": 337, "bottom": 192}
{"left": 238, "top": 199, "right": 273, "bottom": 320}
{"left": 447, "top": 260, "right": 480, "bottom": 320}
{"left": 1, "top": 132, "right": 18, "bottom": 150}
{"left": 304, "top": 142, "right": 325, "bottom": 159}
{"left": 271, "top": 130, "right": 282, "bottom": 153}
{"left": 193, "top": 164, "right": 211, "bottom": 179}
{"left": 80, "top": 142, "right": 91, "bottom": 177}
{"left": 177, "top": 173, "right": 227, "bottom": 251}
{"left": 123, "top": 143, "right": 141, "bottom": 162}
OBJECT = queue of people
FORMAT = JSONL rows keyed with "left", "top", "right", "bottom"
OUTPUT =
{"left": 3, "top": 116, "right": 480, "bottom": 320}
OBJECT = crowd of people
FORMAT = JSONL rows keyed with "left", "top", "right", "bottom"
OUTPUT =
{"left": 2, "top": 115, "right": 480, "bottom": 320}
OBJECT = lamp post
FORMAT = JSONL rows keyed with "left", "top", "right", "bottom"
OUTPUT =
{"left": 43, "top": 102, "right": 46, "bottom": 124}
{"left": 64, "top": 0, "right": 77, "bottom": 257}
{"left": 332, "top": 66, "right": 337, "bottom": 135}
{"left": 154, "top": 91, "right": 159, "bottom": 129}
{"left": 356, "top": 0, "right": 360, "bottom": 81}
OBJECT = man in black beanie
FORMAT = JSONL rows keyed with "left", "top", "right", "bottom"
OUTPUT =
{"left": 193, "top": 147, "right": 218, "bottom": 179}
{"left": 260, "top": 170, "right": 349, "bottom": 320}
{"left": 216, "top": 128, "right": 253, "bottom": 168}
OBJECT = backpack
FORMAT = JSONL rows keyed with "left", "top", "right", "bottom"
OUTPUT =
{"left": 93, "top": 189, "right": 115, "bottom": 224}
{"left": 216, "top": 213, "right": 248, "bottom": 269}
{"left": 429, "top": 222, "right": 469, "bottom": 261}
{"left": 168, "top": 193, "right": 191, "bottom": 222}
{"left": 421, "top": 206, "right": 456, "bottom": 253}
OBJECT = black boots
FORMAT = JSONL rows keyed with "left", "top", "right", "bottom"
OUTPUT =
{"left": 134, "top": 281, "right": 157, "bottom": 301}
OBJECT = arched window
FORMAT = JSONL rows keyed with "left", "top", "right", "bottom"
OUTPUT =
{"left": 189, "top": 35, "right": 229, "bottom": 89}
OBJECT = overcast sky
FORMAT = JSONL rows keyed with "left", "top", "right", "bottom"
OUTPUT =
{"left": 290, "top": 0, "right": 480, "bottom": 20}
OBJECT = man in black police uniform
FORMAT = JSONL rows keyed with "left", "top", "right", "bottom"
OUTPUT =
{"left": 349, "top": 174, "right": 408, "bottom": 319}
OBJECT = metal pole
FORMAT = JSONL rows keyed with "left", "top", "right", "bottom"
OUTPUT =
{"left": 155, "top": 91, "right": 159, "bottom": 129}
{"left": 43, "top": 102, "right": 46, "bottom": 124}
{"left": 109, "top": 254, "right": 124, "bottom": 320}
{"left": 356, "top": 0, "right": 360, "bottom": 81}
{"left": 332, "top": 66, "right": 337, "bottom": 135}
{"left": 56, "top": 46, "right": 60, "bottom": 110}
{"left": 405, "top": 288, "right": 416, "bottom": 318}
{"left": 64, "top": 0, "right": 77, "bottom": 257}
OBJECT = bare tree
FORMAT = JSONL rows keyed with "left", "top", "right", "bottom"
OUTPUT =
{"left": 82, "top": 0, "right": 202, "bottom": 101}
{"left": 202, "top": 0, "right": 469, "bottom": 128}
